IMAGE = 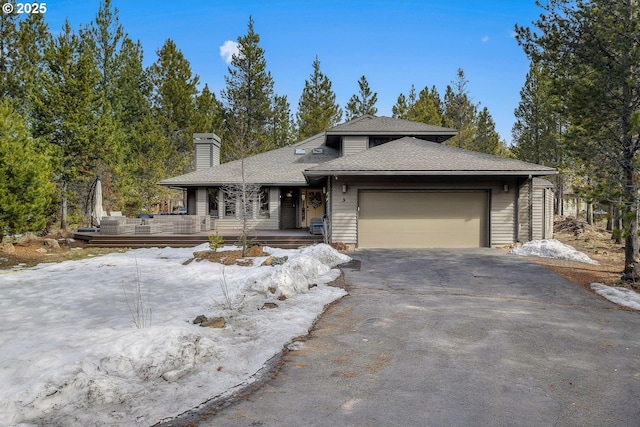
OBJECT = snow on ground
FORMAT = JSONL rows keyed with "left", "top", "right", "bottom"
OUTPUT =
{"left": 590, "top": 283, "right": 640, "bottom": 311}
{"left": 0, "top": 243, "right": 350, "bottom": 426}
{"left": 509, "top": 239, "right": 599, "bottom": 264}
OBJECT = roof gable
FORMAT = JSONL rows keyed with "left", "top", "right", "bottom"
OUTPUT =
{"left": 304, "top": 137, "right": 556, "bottom": 177}
{"left": 159, "top": 133, "right": 338, "bottom": 186}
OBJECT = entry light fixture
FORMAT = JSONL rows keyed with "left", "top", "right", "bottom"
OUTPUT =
{"left": 503, "top": 184, "right": 509, "bottom": 192}
{"left": 342, "top": 184, "right": 348, "bottom": 193}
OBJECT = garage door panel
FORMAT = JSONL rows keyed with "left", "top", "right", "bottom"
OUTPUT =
{"left": 358, "top": 191, "right": 488, "bottom": 248}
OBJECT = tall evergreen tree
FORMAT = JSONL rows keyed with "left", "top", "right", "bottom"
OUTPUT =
{"left": 221, "top": 16, "right": 275, "bottom": 160}
{"left": 296, "top": 56, "right": 342, "bottom": 139}
{"left": 193, "top": 84, "right": 224, "bottom": 134}
{"left": 148, "top": 38, "right": 199, "bottom": 172}
{"left": 512, "top": 62, "right": 564, "bottom": 165}
{"left": 516, "top": 0, "right": 640, "bottom": 279}
{"left": 409, "top": 85, "right": 443, "bottom": 125}
{"left": 392, "top": 85, "right": 417, "bottom": 119}
{"left": 33, "top": 20, "right": 100, "bottom": 229}
{"left": 0, "top": 101, "right": 56, "bottom": 235}
{"left": 474, "top": 107, "right": 508, "bottom": 156}
{"left": 443, "top": 69, "right": 477, "bottom": 149}
{"left": 83, "top": 0, "right": 125, "bottom": 107}
{"left": 345, "top": 75, "right": 378, "bottom": 120}
{"left": 268, "top": 94, "right": 295, "bottom": 148}
{"left": 0, "top": 12, "right": 49, "bottom": 115}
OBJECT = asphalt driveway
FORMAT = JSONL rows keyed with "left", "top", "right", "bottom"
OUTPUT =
{"left": 178, "top": 249, "right": 640, "bottom": 427}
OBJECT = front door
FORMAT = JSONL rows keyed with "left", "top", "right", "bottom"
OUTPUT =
{"left": 300, "top": 188, "right": 325, "bottom": 228}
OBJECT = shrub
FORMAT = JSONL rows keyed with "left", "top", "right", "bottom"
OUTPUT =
{"left": 208, "top": 231, "right": 225, "bottom": 252}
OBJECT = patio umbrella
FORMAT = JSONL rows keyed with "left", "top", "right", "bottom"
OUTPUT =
{"left": 92, "top": 178, "right": 106, "bottom": 226}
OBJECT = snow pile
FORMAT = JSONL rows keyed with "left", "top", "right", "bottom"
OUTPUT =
{"left": 590, "top": 283, "right": 640, "bottom": 311}
{"left": 510, "top": 239, "right": 599, "bottom": 264}
{"left": 0, "top": 243, "right": 349, "bottom": 426}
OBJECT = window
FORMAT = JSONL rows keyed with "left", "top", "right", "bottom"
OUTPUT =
{"left": 224, "top": 192, "right": 236, "bottom": 217}
{"left": 208, "top": 188, "right": 219, "bottom": 218}
{"left": 259, "top": 188, "right": 270, "bottom": 218}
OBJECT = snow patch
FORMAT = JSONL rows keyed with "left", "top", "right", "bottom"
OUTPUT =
{"left": 0, "top": 243, "right": 349, "bottom": 426}
{"left": 510, "top": 239, "right": 598, "bottom": 264}
{"left": 591, "top": 283, "right": 640, "bottom": 310}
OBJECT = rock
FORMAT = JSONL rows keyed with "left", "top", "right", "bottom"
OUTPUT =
{"left": 200, "top": 317, "right": 226, "bottom": 328}
{"left": 260, "top": 302, "right": 278, "bottom": 310}
{"left": 0, "top": 243, "right": 15, "bottom": 254}
{"left": 271, "top": 255, "right": 288, "bottom": 266}
{"left": 0, "top": 257, "right": 8, "bottom": 263}
{"left": 193, "top": 315, "right": 208, "bottom": 325}
{"left": 43, "top": 238, "right": 60, "bottom": 249}
{"left": 261, "top": 256, "right": 274, "bottom": 266}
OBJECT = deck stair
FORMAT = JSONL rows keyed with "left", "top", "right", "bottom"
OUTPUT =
{"left": 74, "top": 231, "right": 323, "bottom": 250}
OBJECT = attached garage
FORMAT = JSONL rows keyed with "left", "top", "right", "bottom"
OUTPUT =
{"left": 357, "top": 190, "right": 489, "bottom": 248}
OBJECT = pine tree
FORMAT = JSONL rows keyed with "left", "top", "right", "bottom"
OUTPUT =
{"left": 193, "top": 84, "right": 224, "bottom": 134}
{"left": 474, "top": 107, "right": 508, "bottom": 156}
{"left": 409, "top": 85, "right": 443, "bottom": 125}
{"left": 0, "top": 101, "right": 56, "bottom": 235}
{"left": 33, "top": 20, "right": 101, "bottom": 229}
{"left": 0, "top": 12, "right": 50, "bottom": 114}
{"left": 83, "top": 0, "right": 125, "bottom": 107}
{"left": 221, "top": 16, "right": 274, "bottom": 160}
{"left": 345, "top": 75, "right": 378, "bottom": 120}
{"left": 512, "top": 62, "right": 564, "bottom": 165}
{"left": 267, "top": 94, "right": 295, "bottom": 148}
{"left": 443, "top": 69, "right": 477, "bottom": 149}
{"left": 296, "top": 56, "right": 342, "bottom": 139}
{"left": 516, "top": 0, "right": 640, "bottom": 279}
{"left": 148, "top": 38, "right": 199, "bottom": 172}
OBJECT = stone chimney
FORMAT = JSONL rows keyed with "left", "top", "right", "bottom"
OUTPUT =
{"left": 194, "top": 133, "right": 221, "bottom": 170}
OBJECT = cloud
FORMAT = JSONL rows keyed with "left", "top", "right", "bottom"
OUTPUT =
{"left": 481, "top": 35, "right": 490, "bottom": 43}
{"left": 220, "top": 40, "right": 239, "bottom": 64}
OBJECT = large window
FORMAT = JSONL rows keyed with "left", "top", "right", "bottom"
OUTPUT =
{"left": 224, "top": 192, "right": 236, "bottom": 217}
{"left": 208, "top": 188, "right": 219, "bottom": 217}
{"left": 258, "top": 188, "right": 270, "bottom": 218}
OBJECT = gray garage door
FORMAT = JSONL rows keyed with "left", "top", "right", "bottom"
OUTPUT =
{"left": 358, "top": 191, "right": 488, "bottom": 248}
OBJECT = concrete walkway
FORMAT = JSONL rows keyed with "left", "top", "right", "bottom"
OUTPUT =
{"left": 181, "top": 249, "right": 640, "bottom": 427}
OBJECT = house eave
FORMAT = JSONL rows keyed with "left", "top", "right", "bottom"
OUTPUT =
{"left": 303, "top": 170, "right": 558, "bottom": 177}
{"left": 158, "top": 180, "right": 311, "bottom": 188}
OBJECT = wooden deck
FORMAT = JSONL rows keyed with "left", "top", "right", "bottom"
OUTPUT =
{"left": 74, "top": 229, "right": 324, "bottom": 249}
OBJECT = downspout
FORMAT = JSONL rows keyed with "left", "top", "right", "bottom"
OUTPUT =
{"left": 515, "top": 179, "right": 520, "bottom": 243}
{"left": 528, "top": 175, "right": 534, "bottom": 241}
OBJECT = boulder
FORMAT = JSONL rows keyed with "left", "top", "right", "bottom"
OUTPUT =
{"left": 43, "top": 238, "right": 60, "bottom": 249}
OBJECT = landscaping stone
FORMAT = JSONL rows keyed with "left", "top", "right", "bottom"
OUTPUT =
{"left": 43, "top": 239, "right": 60, "bottom": 249}
{"left": 200, "top": 317, "right": 226, "bottom": 328}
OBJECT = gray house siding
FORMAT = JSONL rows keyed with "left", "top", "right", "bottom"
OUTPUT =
{"left": 342, "top": 136, "right": 368, "bottom": 156}
{"left": 329, "top": 176, "right": 518, "bottom": 247}
{"left": 518, "top": 180, "right": 554, "bottom": 241}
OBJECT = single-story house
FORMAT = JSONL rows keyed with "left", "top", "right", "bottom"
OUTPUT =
{"left": 159, "top": 115, "right": 556, "bottom": 248}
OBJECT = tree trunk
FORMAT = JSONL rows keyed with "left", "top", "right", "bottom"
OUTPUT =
{"left": 586, "top": 202, "right": 593, "bottom": 225}
{"left": 622, "top": 149, "right": 640, "bottom": 280}
{"left": 613, "top": 207, "right": 623, "bottom": 244}
{"left": 606, "top": 205, "right": 613, "bottom": 231}
{"left": 60, "top": 181, "right": 68, "bottom": 231}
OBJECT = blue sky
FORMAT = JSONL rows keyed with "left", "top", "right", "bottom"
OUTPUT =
{"left": 45, "top": 0, "right": 543, "bottom": 144}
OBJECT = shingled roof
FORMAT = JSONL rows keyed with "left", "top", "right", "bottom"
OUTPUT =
{"left": 304, "top": 137, "right": 556, "bottom": 177}
{"left": 326, "top": 115, "right": 457, "bottom": 140}
{"left": 159, "top": 133, "right": 339, "bottom": 187}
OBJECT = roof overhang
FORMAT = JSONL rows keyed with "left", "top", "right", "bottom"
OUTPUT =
{"left": 304, "top": 170, "right": 558, "bottom": 178}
